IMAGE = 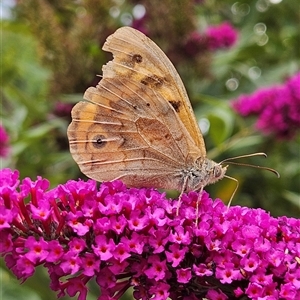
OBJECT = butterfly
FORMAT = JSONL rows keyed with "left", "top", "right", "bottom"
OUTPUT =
{"left": 67, "top": 26, "right": 278, "bottom": 211}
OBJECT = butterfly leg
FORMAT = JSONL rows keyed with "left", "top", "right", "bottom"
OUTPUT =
{"left": 195, "top": 186, "right": 204, "bottom": 226}
{"left": 176, "top": 176, "right": 189, "bottom": 216}
{"left": 224, "top": 175, "right": 239, "bottom": 209}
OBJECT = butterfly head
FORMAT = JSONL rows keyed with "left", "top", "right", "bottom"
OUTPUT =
{"left": 185, "top": 158, "right": 228, "bottom": 192}
{"left": 204, "top": 159, "right": 228, "bottom": 187}
{"left": 211, "top": 162, "right": 229, "bottom": 185}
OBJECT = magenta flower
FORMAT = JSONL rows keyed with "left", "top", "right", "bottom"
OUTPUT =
{"left": 205, "top": 22, "right": 238, "bottom": 50}
{"left": 0, "top": 125, "right": 10, "bottom": 158}
{"left": 176, "top": 267, "right": 192, "bottom": 283}
{"left": 1, "top": 168, "right": 300, "bottom": 300}
{"left": 232, "top": 72, "right": 300, "bottom": 139}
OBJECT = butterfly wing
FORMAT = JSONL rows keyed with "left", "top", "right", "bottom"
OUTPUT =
{"left": 102, "top": 26, "right": 206, "bottom": 154}
{"left": 68, "top": 26, "right": 210, "bottom": 190}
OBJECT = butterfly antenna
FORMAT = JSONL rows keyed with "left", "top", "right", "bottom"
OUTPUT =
{"left": 224, "top": 161, "right": 280, "bottom": 177}
{"left": 220, "top": 152, "right": 280, "bottom": 178}
{"left": 195, "top": 186, "right": 204, "bottom": 226}
{"left": 220, "top": 152, "right": 267, "bottom": 163}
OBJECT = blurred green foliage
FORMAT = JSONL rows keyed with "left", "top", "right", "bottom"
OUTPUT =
{"left": 1, "top": 0, "right": 299, "bottom": 299}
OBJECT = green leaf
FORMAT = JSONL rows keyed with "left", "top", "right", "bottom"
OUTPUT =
{"left": 207, "top": 107, "right": 234, "bottom": 147}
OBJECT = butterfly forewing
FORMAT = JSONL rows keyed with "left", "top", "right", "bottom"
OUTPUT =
{"left": 102, "top": 26, "right": 206, "bottom": 153}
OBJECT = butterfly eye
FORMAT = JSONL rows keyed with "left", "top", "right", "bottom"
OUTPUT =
{"left": 214, "top": 165, "right": 222, "bottom": 178}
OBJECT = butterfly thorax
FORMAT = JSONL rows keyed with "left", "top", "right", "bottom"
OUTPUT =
{"left": 182, "top": 158, "right": 228, "bottom": 192}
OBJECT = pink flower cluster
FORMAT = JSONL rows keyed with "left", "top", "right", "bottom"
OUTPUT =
{"left": 232, "top": 72, "right": 300, "bottom": 139}
{"left": 1, "top": 168, "right": 299, "bottom": 300}
{"left": 184, "top": 22, "right": 238, "bottom": 56}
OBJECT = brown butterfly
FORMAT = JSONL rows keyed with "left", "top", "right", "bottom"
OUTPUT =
{"left": 67, "top": 27, "right": 278, "bottom": 211}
